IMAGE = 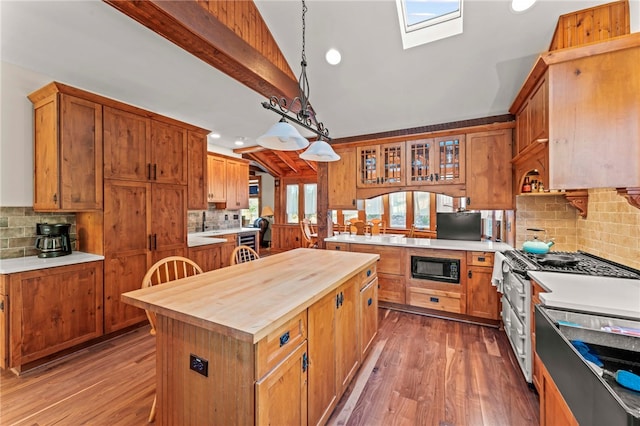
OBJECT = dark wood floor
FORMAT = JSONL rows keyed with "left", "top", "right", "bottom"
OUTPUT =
{"left": 0, "top": 309, "right": 539, "bottom": 425}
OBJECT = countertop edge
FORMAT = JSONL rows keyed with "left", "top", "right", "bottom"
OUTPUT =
{"left": 325, "top": 235, "right": 512, "bottom": 252}
{"left": 0, "top": 252, "right": 105, "bottom": 274}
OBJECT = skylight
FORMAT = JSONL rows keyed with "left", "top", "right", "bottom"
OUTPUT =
{"left": 396, "top": 0, "right": 463, "bottom": 49}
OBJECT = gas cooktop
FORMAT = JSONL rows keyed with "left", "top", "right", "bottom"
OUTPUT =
{"left": 504, "top": 250, "right": 640, "bottom": 280}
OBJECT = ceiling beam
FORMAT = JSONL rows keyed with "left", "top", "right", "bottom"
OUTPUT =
{"left": 103, "top": 0, "right": 300, "bottom": 101}
{"left": 271, "top": 150, "right": 300, "bottom": 174}
{"left": 245, "top": 151, "right": 284, "bottom": 177}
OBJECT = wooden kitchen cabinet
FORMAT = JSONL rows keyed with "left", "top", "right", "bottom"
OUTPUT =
{"left": 226, "top": 159, "right": 249, "bottom": 210}
{"left": 29, "top": 88, "right": 103, "bottom": 212}
{"left": 350, "top": 244, "right": 405, "bottom": 304}
{"left": 308, "top": 274, "right": 362, "bottom": 426}
{"left": 531, "top": 279, "right": 545, "bottom": 392}
{"left": 256, "top": 341, "right": 308, "bottom": 426}
{"left": 103, "top": 180, "right": 186, "bottom": 333}
{"left": 465, "top": 252, "right": 499, "bottom": 320}
{"left": 188, "top": 244, "right": 222, "bottom": 272}
{"left": 1, "top": 261, "right": 103, "bottom": 372}
{"left": 103, "top": 108, "right": 188, "bottom": 185}
{"left": 357, "top": 142, "right": 405, "bottom": 188}
{"left": 407, "top": 136, "right": 465, "bottom": 186}
{"left": 328, "top": 147, "right": 357, "bottom": 209}
{"left": 511, "top": 34, "right": 640, "bottom": 191}
{"left": 187, "top": 131, "right": 208, "bottom": 209}
{"left": 465, "top": 130, "right": 514, "bottom": 210}
{"left": 359, "top": 277, "right": 378, "bottom": 358}
{"left": 539, "top": 359, "right": 579, "bottom": 426}
{"left": 207, "top": 155, "right": 226, "bottom": 202}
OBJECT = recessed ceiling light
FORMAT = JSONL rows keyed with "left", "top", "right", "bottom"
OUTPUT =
{"left": 325, "top": 48, "right": 341, "bottom": 65}
{"left": 234, "top": 140, "right": 244, "bottom": 146}
{"left": 209, "top": 132, "right": 221, "bottom": 139}
{"left": 511, "top": 0, "right": 536, "bottom": 12}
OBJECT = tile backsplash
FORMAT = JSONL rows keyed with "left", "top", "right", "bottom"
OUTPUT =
{"left": 0, "top": 207, "right": 76, "bottom": 259}
{"left": 516, "top": 188, "right": 640, "bottom": 269}
{"left": 187, "top": 207, "right": 242, "bottom": 234}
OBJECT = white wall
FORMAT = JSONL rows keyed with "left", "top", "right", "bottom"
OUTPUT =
{"left": 258, "top": 172, "right": 275, "bottom": 213}
{"left": 0, "top": 61, "right": 54, "bottom": 206}
{"left": 631, "top": 0, "right": 640, "bottom": 32}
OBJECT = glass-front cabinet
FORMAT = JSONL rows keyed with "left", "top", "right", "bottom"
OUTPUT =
{"left": 407, "top": 135, "right": 465, "bottom": 185}
{"left": 357, "top": 142, "right": 405, "bottom": 188}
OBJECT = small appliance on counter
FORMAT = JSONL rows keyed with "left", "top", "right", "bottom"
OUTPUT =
{"left": 34, "top": 223, "right": 73, "bottom": 258}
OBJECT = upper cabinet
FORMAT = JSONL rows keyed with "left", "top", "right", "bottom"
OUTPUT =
{"left": 328, "top": 147, "right": 357, "bottom": 209}
{"left": 465, "top": 130, "right": 513, "bottom": 210}
{"left": 207, "top": 154, "right": 249, "bottom": 210}
{"left": 29, "top": 87, "right": 103, "bottom": 212}
{"left": 103, "top": 107, "right": 187, "bottom": 185}
{"left": 356, "top": 142, "right": 405, "bottom": 188}
{"left": 511, "top": 33, "right": 640, "bottom": 192}
{"left": 407, "top": 135, "right": 465, "bottom": 185}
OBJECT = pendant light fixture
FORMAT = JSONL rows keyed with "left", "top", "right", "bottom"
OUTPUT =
{"left": 257, "top": 0, "right": 340, "bottom": 162}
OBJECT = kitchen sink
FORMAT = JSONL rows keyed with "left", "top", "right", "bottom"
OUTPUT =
{"left": 536, "top": 306, "right": 640, "bottom": 425}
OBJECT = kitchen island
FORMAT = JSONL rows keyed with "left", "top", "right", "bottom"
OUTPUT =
{"left": 122, "top": 248, "right": 379, "bottom": 425}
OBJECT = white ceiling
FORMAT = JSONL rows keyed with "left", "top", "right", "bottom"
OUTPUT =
{"left": 1, "top": 0, "right": 633, "bottom": 153}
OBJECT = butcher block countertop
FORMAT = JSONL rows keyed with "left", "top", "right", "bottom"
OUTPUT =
{"left": 529, "top": 271, "right": 640, "bottom": 320}
{"left": 122, "top": 248, "right": 379, "bottom": 344}
{"left": 325, "top": 234, "right": 512, "bottom": 252}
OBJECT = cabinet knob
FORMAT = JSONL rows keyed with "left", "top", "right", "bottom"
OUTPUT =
{"left": 367, "top": 298, "right": 372, "bottom": 306}
{"left": 366, "top": 269, "right": 371, "bottom": 277}
{"left": 468, "top": 270, "right": 473, "bottom": 279}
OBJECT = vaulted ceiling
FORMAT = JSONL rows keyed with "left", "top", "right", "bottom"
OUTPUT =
{"left": 2, "top": 0, "right": 636, "bottom": 178}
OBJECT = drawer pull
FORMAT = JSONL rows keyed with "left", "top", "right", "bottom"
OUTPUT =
{"left": 430, "top": 297, "right": 439, "bottom": 303}
{"left": 335, "top": 246, "right": 341, "bottom": 250}
{"left": 366, "top": 269, "right": 372, "bottom": 277}
{"left": 478, "top": 256, "right": 485, "bottom": 262}
{"left": 279, "top": 331, "right": 290, "bottom": 347}
{"left": 367, "top": 298, "right": 372, "bottom": 306}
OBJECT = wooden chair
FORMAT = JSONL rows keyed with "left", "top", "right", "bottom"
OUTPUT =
{"left": 300, "top": 219, "right": 317, "bottom": 248}
{"left": 141, "top": 256, "right": 204, "bottom": 423}
{"left": 408, "top": 224, "right": 431, "bottom": 238}
{"left": 347, "top": 218, "right": 366, "bottom": 235}
{"left": 369, "top": 219, "right": 386, "bottom": 235}
{"left": 230, "top": 245, "right": 260, "bottom": 265}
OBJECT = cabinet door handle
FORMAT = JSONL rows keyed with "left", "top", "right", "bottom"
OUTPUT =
{"left": 467, "top": 197, "right": 471, "bottom": 205}
{"left": 147, "top": 163, "right": 152, "bottom": 180}
{"left": 366, "top": 269, "right": 371, "bottom": 277}
{"left": 435, "top": 173, "right": 440, "bottom": 181}
{"left": 153, "top": 234, "right": 158, "bottom": 250}
{"left": 468, "top": 270, "right": 473, "bottom": 279}
{"left": 153, "top": 164, "right": 157, "bottom": 180}
{"left": 148, "top": 235, "right": 153, "bottom": 250}
{"left": 352, "top": 199, "right": 356, "bottom": 206}
{"left": 429, "top": 173, "right": 434, "bottom": 181}
{"left": 367, "top": 298, "right": 373, "bottom": 306}
{"left": 279, "top": 331, "right": 290, "bottom": 347}
{"left": 336, "top": 294, "right": 340, "bottom": 309}
{"left": 302, "top": 352, "right": 308, "bottom": 373}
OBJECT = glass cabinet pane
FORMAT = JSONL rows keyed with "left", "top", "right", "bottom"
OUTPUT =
{"left": 438, "top": 138, "right": 462, "bottom": 182}
{"left": 381, "top": 144, "right": 403, "bottom": 184}
{"left": 359, "top": 148, "right": 378, "bottom": 185}
{"left": 408, "top": 140, "right": 433, "bottom": 182}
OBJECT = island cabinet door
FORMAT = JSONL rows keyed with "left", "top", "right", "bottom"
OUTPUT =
{"left": 360, "top": 277, "right": 379, "bottom": 358}
{"left": 256, "top": 341, "right": 308, "bottom": 426}
{"left": 336, "top": 277, "right": 359, "bottom": 396}
{"left": 308, "top": 291, "right": 338, "bottom": 426}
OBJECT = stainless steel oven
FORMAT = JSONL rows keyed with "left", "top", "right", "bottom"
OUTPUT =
{"left": 410, "top": 256, "right": 460, "bottom": 284}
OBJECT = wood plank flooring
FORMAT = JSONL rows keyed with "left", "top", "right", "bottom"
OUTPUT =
{"left": 0, "top": 309, "right": 539, "bottom": 425}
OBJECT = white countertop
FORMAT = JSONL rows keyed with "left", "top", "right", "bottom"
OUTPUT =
{"left": 529, "top": 271, "right": 640, "bottom": 320}
{"left": 325, "top": 234, "right": 512, "bottom": 252}
{"left": 0, "top": 252, "right": 105, "bottom": 274}
{"left": 187, "top": 227, "right": 259, "bottom": 247}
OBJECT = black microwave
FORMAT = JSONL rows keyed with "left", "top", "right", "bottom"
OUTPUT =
{"left": 411, "top": 256, "right": 460, "bottom": 284}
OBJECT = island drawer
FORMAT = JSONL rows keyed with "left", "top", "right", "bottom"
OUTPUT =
{"left": 407, "top": 287, "right": 462, "bottom": 313}
{"left": 357, "top": 264, "right": 377, "bottom": 288}
{"left": 467, "top": 251, "right": 494, "bottom": 267}
{"left": 326, "top": 242, "right": 350, "bottom": 251}
{"left": 255, "top": 310, "right": 307, "bottom": 379}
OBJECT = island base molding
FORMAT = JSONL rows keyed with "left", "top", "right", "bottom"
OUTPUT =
{"left": 380, "top": 301, "right": 501, "bottom": 329}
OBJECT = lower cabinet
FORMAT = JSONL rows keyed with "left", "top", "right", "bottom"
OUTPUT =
{"left": 187, "top": 235, "right": 236, "bottom": 272}
{"left": 349, "top": 244, "right": 405, "bottom": 303}
{"left": 360, "top": 277, "right": 378, "bottom": 358}
{"left": 539, "top": 360, "right": 579, "bottom": 426}
{"left": 0, "top": 261, "right": 104, "bottom": 372}
{"left": 465, "top": 252, "right": 499, "bottom": 320}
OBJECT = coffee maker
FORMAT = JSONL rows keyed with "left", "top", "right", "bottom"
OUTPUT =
{"left": 34, "top": 223, "right": 73, "bottom": 258}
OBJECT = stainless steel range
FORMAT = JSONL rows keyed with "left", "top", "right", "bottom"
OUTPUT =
{"left": 501, "top": 250, "right": 640, "bottom": 383}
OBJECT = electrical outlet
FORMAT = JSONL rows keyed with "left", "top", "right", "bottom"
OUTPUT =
{"left": 225, "top": 214, "right": 229, "bottom": 220}
{"left": 189, "top": 354, "right": 208, "bottom": 377}
{"left": 233, "top": 214, "right": 239, "bottom": 220}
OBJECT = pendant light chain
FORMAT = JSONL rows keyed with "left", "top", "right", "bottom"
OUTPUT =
{"left": 298, "top": 0, "right": 310, "bottom": 121}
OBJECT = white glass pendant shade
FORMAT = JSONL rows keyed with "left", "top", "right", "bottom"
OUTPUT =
{"left": 257, "top": 119, "right": 309, "bottom": 151}
{"left": 300, "top": 140, "right": 341, "bottom": 162}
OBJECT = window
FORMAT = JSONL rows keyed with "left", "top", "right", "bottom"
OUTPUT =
{"left": 389, "top": 192, "right": 407, "bottom": 228}
{"left": 395, "top": 0, "right": 463, "bottom": 49}
{"left": 304, "top": 183, "right": 317, "bottom": 224}
{"left": 286, "top": 184, "right": 299, "bottom": 224}
{"left": 365, "top": 197, "right": 383, "bottom": 221}
{"left": 413, "top": 192, "right": 431, "bottom": 228}
{"left": 342, "top": 210, "right": 359, "bottom": 223}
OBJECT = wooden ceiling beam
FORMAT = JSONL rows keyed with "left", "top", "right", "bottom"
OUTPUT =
{"left": 245, "top": 151, "right": 285, "bottom": 177}
{"left": 103, "top": 0, "right": 300, "bottom": 101}
{"left": 297, "top": 152, "right": 318, "bottom": 173}
{"left": 272, "top": 150, "right": 300, "bottom": 174}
